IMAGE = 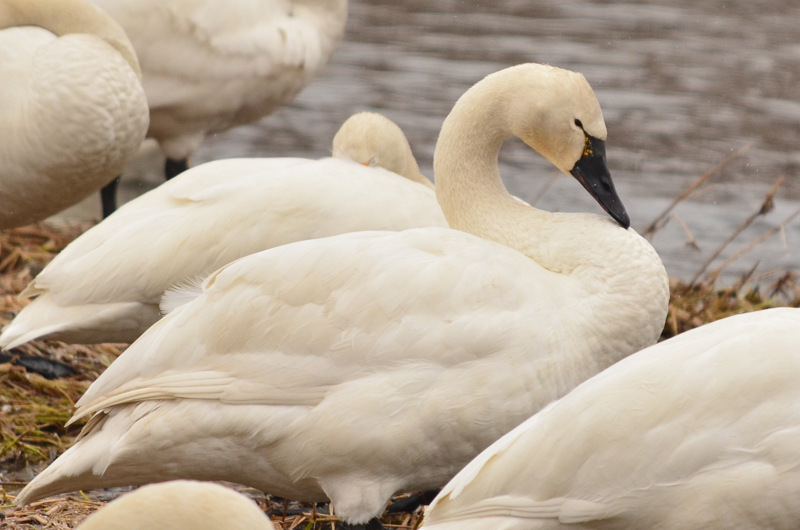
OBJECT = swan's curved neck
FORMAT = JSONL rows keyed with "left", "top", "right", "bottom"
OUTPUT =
{"left": 0, "top": 0, "right": 142, "bottom": 78}
{"left": 433, "top": 69, "right": 551, "bottom": 248}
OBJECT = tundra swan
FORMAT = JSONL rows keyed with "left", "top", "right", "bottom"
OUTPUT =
{"left": 0, "top": 112, "right": 444, "bottom": 348}
{"left": 14, "top": 64, "right": 669, "bottom": 528}
{"left": 90, "top": 0, "right": 349, "bottom": 214}
{"left": 0, "top": 0, "right": 149, "bottom": 228}
{"left": 332, "top": 112, "right": 434, "bottom": 189}
{"left": 77, "top": 480, "right": 275, "bottom": 529}
{"left": 420, "top": 307, "right": 800, "bottom": 530}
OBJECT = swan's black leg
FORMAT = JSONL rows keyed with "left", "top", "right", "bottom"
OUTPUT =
{"left": 165, "top": 157, "right": 189, "bottom": 180}
{"left": 100, "top": 175, "right": 121, "bottom": 218}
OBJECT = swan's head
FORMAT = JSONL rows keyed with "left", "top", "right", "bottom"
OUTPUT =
{"left": 501, "top": 64, "right": 629, "bottom": 228}
{"left": 0, "top": 0, "right": 143, "bottom": 79}
{"left": 332, "top": 112, "right": 433, "bottom": 188}
{"left": 76, "top": 480, "right": 275, "bottom": 529}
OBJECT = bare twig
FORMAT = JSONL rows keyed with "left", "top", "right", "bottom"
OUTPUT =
{"left": 704, "top": 203, "right": 800, "bottom": 285}
{"left": 643, "top": 143, "right": 752, "bottom": 239}
{"left": 689, "top": 176, "right": 784, "bottom": 286}
{"left": 672, "top": 214, "right": 700, "bottom": 250}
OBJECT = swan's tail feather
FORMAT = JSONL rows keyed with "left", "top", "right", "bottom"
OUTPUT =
{"left": 15, "top": 412, "right": 133, "bottom": 505}
{"left": 0, "top": 293, "right": 161, "bottom": 348}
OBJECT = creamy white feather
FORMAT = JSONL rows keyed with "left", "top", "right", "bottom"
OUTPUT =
{"left": 333, "top": 112, "right": 434, "bottom": 189}
{"left": 14, "top": 64, "right": 669, "bottom": 525}
{"left": 0, "top": 113, "right": 445, "bottom": 348}
{"left": 421, "top": 308, "right": 800, "bottom": 530}
{"left": 88, "top": 0, "right": 347, "bottom": 164}
{"left": 0, "top": 0, "right": 149, "bottom": 228}
{"left": 77, "top": 480, "right": 275, "bottom": 529}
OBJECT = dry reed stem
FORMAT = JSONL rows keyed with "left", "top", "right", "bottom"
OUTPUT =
{"left": 642, "top": 143, "right": 751, "bottom": 238}
{"left": 688, "top": 175, "right": 785, "bottom": 285}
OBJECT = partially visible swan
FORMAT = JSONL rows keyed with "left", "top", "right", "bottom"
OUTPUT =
{"left": 14, "top": 64, "right": 669, "bottom": 528}
{"left": 420, "top": 307, "right": 800, "bottom": 530}
{"left": 0, "top": 112, "right": 445, "bottom": 348}
{"left": 90, "top": 0, "right": 349, "bottom": 214}
{"left": 332, "top": 112, "right": 434, "bottom": 189}
{"left": 77, "top": 480, "right": 275, "bottom": 529}
{"left": 0, "top": 0, "right": 149, "bottom": 228}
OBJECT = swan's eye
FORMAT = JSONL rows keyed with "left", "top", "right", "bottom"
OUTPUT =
{"left": 368, "top": 156, "right": 379, "bottom": 167}
{"left": 574, "top": 118, "right": 583, "bottom": 129}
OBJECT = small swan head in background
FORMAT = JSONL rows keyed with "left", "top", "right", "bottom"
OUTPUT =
{"left": 76, "top": 481, "right": 275, "bottom": 530}
{"left": 332, "top": 111, "right": 434, "bottom": 189}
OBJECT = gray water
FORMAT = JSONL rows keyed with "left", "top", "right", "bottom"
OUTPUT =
{"left": 80, "top": 0, "right": 800, "bottom": 286}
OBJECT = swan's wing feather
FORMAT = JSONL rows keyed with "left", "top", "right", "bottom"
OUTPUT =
{"left": 29, "top": 158, "right": 443, "bottom": 307}
{"left": 74, "top": 228, "right": 567, "bottom": 413}
{"left": 426, "top": 309, "right": 800, "bottom": 527}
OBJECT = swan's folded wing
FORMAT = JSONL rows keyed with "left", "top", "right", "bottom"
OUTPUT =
{"left": 69, "top": 367, "right": 334, "bottom": 425}
{"left": 74, "top": 228, "right": 571, "bottom": 410}
{"left": 425, "top": 495, "right": 619, "bottom": 526}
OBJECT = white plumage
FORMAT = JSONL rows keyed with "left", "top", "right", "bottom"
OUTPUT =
{"left": 88, "top": 0, "right": 348, "bottom": 169}
{"left": 77, "top": 480, "right": 275, "bottom": 529}
{"left": 14, "top": 64, "right": 669, "bottom": 526}
{"left": 421, "top": 308, "right": 800, "bottom": 530}
{"left": 0, "top": 0, "right": 149, "bottom": 228}
{"left": 0, "top": 112, "right": 445, "bottom": 348}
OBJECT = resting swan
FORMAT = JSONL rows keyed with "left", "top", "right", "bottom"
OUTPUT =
{"left": 14, "top": 64, "right": 669, "bottom": 528}
{"left": 89, "top": 0, "right": 349, "bottom": 214}
{"left": 0, "top": 0, "right": 149, "bottom": 228}
{"left": 77, "top": 480, "right": 275, "bottom": 529}
{"left": 0, "top": 112, "right": 444, "bottom": 349}
{"left": 420, "top": 307, "right": 800, "bottom": 530}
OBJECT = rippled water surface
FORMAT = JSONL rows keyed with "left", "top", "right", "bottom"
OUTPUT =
{"left": 104, "top": 0, "right": 800, "bottom": 284}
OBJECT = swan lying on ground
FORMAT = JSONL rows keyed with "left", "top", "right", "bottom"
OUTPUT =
{"left": 0, "top": 0, "right": 148, "bottom": 228}
{"left": 89, "top": 0, "right": 349, "bottom": 214}
{"left": 0, "top": 112, "right": 444, "bottom": 348}
{"left": 14, "top": 64, "right": 669, "bottom": 529}
{"left": 420, "top": 307, "right": 800, "bottom": 530}
{"left": 77, "top": 480, "right": 275, "bottom": 529}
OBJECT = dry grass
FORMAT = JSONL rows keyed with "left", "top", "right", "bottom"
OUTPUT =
{"left": 1, "top": 172, "right": 798, "bottom": 530}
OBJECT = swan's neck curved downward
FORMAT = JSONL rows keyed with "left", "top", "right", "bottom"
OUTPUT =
{"left": 433, "top": 64, "right": 621, "bottom": 273}
{"left": 433, "top": 64, "right": 669, "bottom": 361}
{"left": 0, "top": 0, "right": 142, "bottom": 78}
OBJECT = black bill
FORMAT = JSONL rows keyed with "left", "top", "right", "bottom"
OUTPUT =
{"left": 569, "top": 135, "right": 630, "bottom": 229}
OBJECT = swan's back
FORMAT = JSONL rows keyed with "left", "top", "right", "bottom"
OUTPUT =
{"left": 77, "top": 480, "right": 275, "bottom": 529}
{"left": 0, "top": 0, "right": 148, "bottom": 228}
{"left": 89, "top": 0, "right": 348, "bottom": 161}
{"left": 422, "top": 308, "right": 800, "bottom": 529}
